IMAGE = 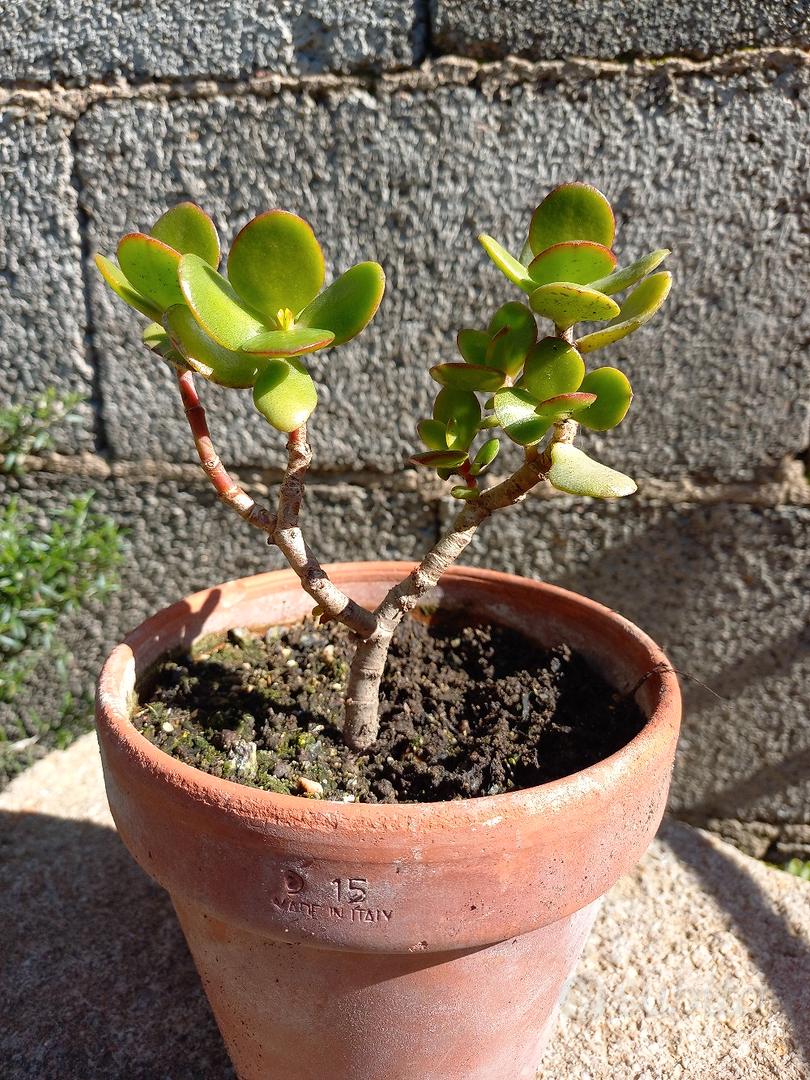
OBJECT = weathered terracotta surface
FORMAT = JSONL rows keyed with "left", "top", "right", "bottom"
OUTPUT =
{"left": 96, "top": 563, "right": 681, "bottom": 1079}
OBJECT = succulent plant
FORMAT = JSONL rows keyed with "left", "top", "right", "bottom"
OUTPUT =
{"left": 95, "top": 184, "right": 671, "bottom": 752}
{"left": 413, "top": 182, "right": 671, "bottom": 501}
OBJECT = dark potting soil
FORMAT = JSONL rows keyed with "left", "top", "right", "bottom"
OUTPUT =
{"left": 133, "top": 617, "right": 646, "bottom": 804}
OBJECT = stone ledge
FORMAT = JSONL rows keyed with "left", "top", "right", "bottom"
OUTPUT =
{"left": 1, "top": 734, "right": 808, "bottom": 1078}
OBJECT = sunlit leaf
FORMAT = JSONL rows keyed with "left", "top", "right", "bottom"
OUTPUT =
{"left": 529, "top": 183, "right": 615, "bottom": 255}
{"left": 450, "top": 485, "right": 479, "bottom": 500}
{"left": 576, "top": 272, "right": 672, "bottom": 353}
{"left": 522, "top": 337, "right": 585, "bottom": 400}
{"left": 409, "top": 449, "right": 469, "bottom": 468}
{"left": 117, "top": 233, "right": 184, "bottom": 310}
{"left": 164, "top": 304, "right": 260, "bottom": 387}
{"left": 94, "top": 254, "right": 162, "bottom": 321}
{"left": 228, "top": 210, "right": 325, "bottom": 322}
{"left": 478, "top": 234, "right": 534, "bottom": 290}
{"left": 535, "top": 392, "right": 596, "bottom": 423}
{"left": 494, "top": 387, "right": 550, "bottom": 446}
{"left": 576, "top": 367, "right": 633, "bottom": 430}
{"left": 589, "top": 249, "right": 670, "bottom": 295}
{"left": 471, "top": 437, "right": 500, "bottom": 474}
{"left": 530, "top": 282, "right": 620, "bottom": 328}
{"left": 150, "top": 202, "right": 220, "bottom": 267}
{"left": 547, "top": 443, "right": 636, "bottom": 498}
{"left": 486, "top": 302, "right": 537, "bottom": 375}
{"left": 241, "top": 326, "right": 335, "bottom": 357}
{"left": 417, "top": 419, "right": 448, "bottom": 450}
{"left": 297, "top": 262, "right": 385, "bottom": 345}
{"left": 430, "top": 363, "right": 506, "bottom": 392}
{"left": 527, "top": 240, "right": 616, "bottom": 288}
{"left": 178, "top": 253, "right": 265, "bottom": 350}
{"left": 252, "top": 358, "right": 317, "bottom": 432}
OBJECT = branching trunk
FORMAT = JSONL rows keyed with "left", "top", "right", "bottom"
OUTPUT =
{"left": 342, "top": 421, "right": 578, "bottom": 751}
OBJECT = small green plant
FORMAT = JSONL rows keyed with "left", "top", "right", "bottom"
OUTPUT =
{"left": 0, "top": 394, "right": 122, "bottom": 780}
{"left": 96, "top": 184, "right": 671, "bottom": 752}
{"left": 781, "top": 858, "right": 810, "bottom": 881}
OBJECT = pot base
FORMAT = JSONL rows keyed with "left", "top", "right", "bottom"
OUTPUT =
{"left": 174, "top": 895, "right": 600, "bottom": 1080}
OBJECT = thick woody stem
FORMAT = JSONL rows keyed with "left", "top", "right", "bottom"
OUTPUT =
{"left": 342, "top": 418, "right": 578, "bottom": 750}
{"left": 177, "top": 370, "right": 377, "bottom": 639}
{"left": 272, "top": 426, "right": 377, "bottom": 638}
{"left": 176, "top": 369, "right": 275, "bottom": 533}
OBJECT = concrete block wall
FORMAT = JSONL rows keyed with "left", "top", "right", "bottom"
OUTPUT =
{"left": 1, "top": 4, "right": 808, "bottom": 842}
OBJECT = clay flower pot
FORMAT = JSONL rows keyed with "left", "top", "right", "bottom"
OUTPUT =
{"left": 96, "top": 562, "right": 681, "bottom": 1080}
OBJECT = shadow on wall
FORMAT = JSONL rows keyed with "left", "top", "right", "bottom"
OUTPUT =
{"left": 0, "top": 810, "right": 233, "bottom": 1080}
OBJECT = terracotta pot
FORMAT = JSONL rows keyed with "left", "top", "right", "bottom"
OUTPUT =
{"left": 96, "top": 563, "right": 681, "bottom": 1080}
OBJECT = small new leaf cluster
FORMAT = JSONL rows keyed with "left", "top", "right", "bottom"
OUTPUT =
{"left": 95, "top": 204, "right": 385, "bottom": 433}
{"left": 412, "top": 183, "right": 672, "bottom": 500}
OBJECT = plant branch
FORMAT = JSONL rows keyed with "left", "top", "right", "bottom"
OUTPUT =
{"left": 176, "top": 371, "right": 377, "bottom": 639}
{"left": 342, "top": 419, "right": 578, "bottom": 750}
{"left": 272, "top": 426, "right": 377, "bottom": 638}
{"left": 176, "top": 369, "right": 276, "bottom": 533}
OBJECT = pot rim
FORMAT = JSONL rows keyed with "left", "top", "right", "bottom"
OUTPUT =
{"left": 96, "top": 561, "right": 681, "bottom": 835}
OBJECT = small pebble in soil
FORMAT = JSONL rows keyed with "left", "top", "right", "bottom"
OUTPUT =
{"left": 132, "top": 617, "right": 646, "bottom": 805}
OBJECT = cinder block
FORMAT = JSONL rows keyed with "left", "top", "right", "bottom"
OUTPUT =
{"left": 78, "top": 63, "right": 810, "bottom": 479}
{"left": 432, "top": 0, "right": 810, "bottom": 60}
{"left": 0, "top": 111, "right": 95, "bottom": 448}
{"left": 0, "top": 2, "right": 423, "bottom": 86}
{"left": 440, "top": 495, "right": 810, "bottom": 824}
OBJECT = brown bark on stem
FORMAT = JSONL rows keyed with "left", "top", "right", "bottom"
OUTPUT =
{"left": 176, "top": 370, "right": 377, "bottom": 639}
{"left": 342, "top": 419, "right": 579, "bottom": 751}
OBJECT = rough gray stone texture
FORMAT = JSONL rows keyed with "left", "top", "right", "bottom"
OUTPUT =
{"left": 78, "top": 61, "right": 810, "bottom": 480}
{"left": 0, "top": 110, "right": 95, "bottom": 448}
{"left": 3, "top": 741, "right": 809, "bottom": 1078}
{"left": 442, "top": 496, "right": 810, "bottom": 825}
{"left": 432, "top": 0, "right": 810, "bottom": 60}
{"left": 0, "top": 2, "right": 423, "bottom": 86}
{"left": 0, "top": 468, "right": 434, "bottom": 782}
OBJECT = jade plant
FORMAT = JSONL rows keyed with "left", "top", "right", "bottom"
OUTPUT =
{"left": 95, "top": 183, "right": 671, "bottom": 751}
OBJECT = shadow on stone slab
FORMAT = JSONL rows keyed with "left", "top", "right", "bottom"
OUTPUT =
{"left": 0, "top": 810, "right": 234, "bottom": 1080}
{"left": 661, "top": 821, "right": 810, "bottom": 1065}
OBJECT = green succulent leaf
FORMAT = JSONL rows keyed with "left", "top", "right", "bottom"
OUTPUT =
{"left": 535, "top": 392, "right": 597, "bottom": 423}
{"left": 241, "top": 326, "right": 335, "bottom": 358}
{"left": 178, "top": 254, "right": 266, "bottom": 350}
{"left": 588, "top": 249, "right": 670, "bottom": 295}
{"left": 227, "top": 210, "right": 325, "bottom": 322}
{"left": 142, "top": 322, "right": 187, "bottom": 368}
{"left": 150, "top": 202, "right": 220, "bottom": 267}
{"left": 409, "top": 450, "right": 469, "bottom": 469}
{"left": 485, "top": 302, "right": 537, "bottom": 375}
{"left": 522, "top": 337, "right": 585, "bottom": 400}
{"left": 417, "top": 419, "right": 448, "bottom": 450}
{"left": 479, "top": 413, "right": 500, "bottom": 430}
{"left": 94, "top": 254, "right": 162, "bottom": 321}
{"left": 297, "top": 262, "right": 385, "bottom": 346}
{"left": 450, "top": 485, "right": 479, "bottom": 501}
{"left": 575, "top": 367, "right": 633, "bottom": 430}
{"left": 471, "top": 437, "right": 500, "bottom": 474}
{"left": 252, "top": 358, "right": 318, "bottom": 432}
{"left": 529, "top": 183, "right": 615, "bottom": 256}
{"left": 433, "top": 387, "right": 481, "bottom": 451}
{"left": 117, "top": 233, "right": 184, "bottom": 311}
{"left": 529, "top": 282, "right": 620, "bottom": 328}
{"left": 527, "top": 240, "right": 616, "bottom": 288}
{"left": 547, "top": 443, "right": 637, "bottom": 499}
{"left": 430, "top": 363, "right": 505, "bottom": 392}
{"left": 457, "top": 329, "right": 491, "bottom": 364}
{"left": 519, "top": 238, "right": 534, "bottom": 264}
{"left": 576, "top": 271, "right": 672, "bottom": 353}
{"left": 494, "top": 387, "right": 550, "bottom": 446}
{"left": 163, "top": 304, "right": 260, "bottom": 388}
{"left": 478, "top": 234, "right": 534, "bottom": 291}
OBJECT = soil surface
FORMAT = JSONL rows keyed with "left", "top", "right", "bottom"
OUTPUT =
{"left": 133, "top": 617, "right": 646, "bottom": 804}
